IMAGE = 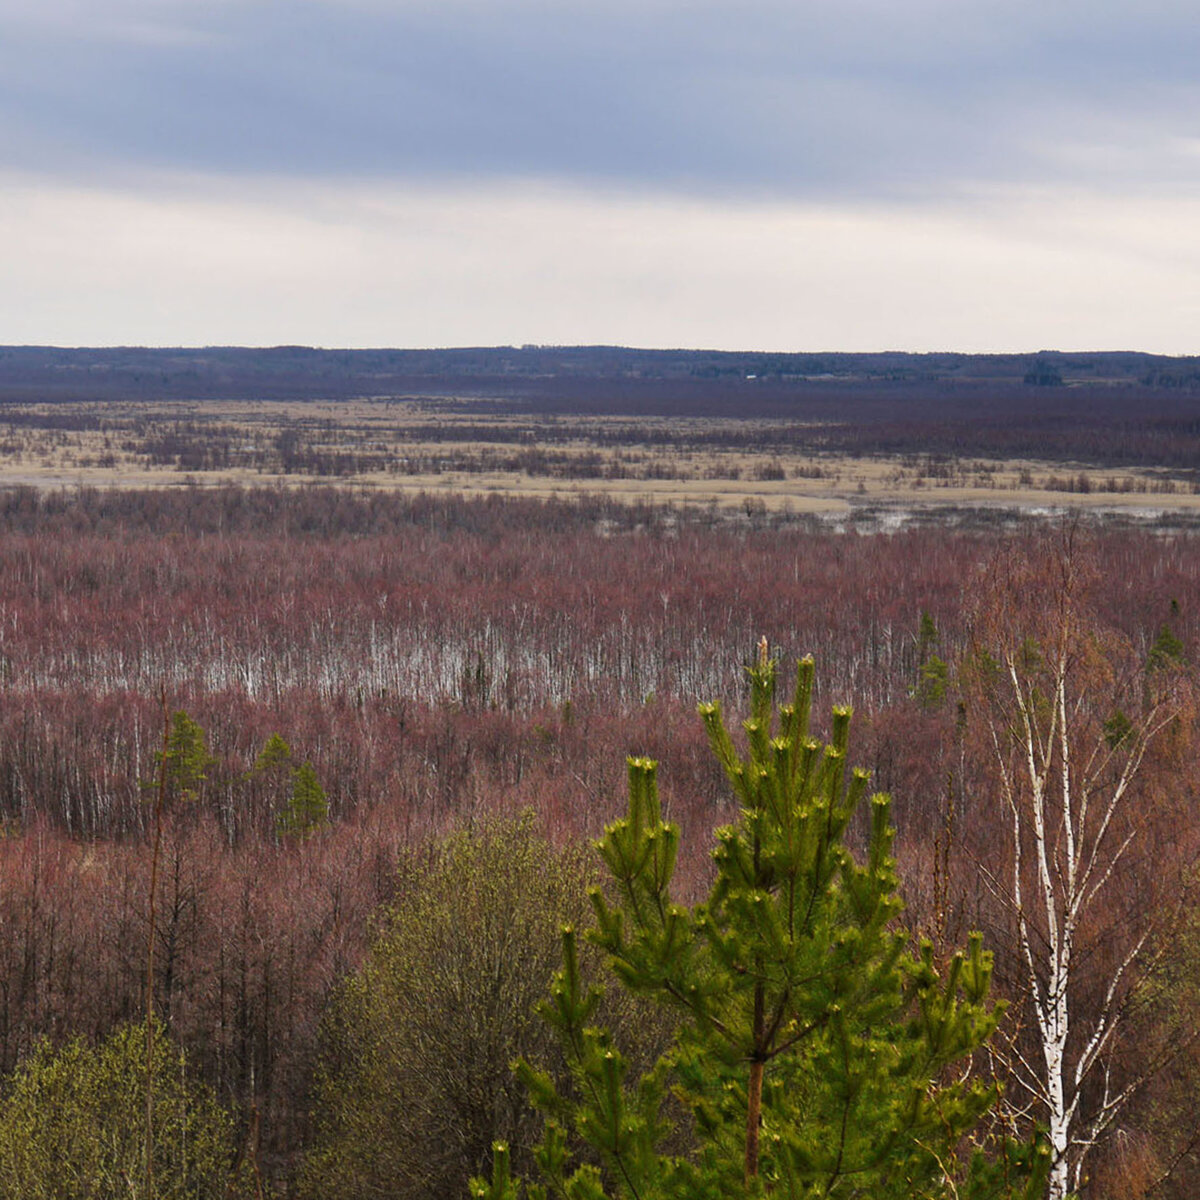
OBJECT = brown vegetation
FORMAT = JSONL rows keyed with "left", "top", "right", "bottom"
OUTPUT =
{"left": 0, "top": 486, "right": 1198, "bottom": 1194}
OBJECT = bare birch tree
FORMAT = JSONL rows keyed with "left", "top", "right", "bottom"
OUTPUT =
{"left": 966, "top": 534, "right": 1186, "bottom": 1200}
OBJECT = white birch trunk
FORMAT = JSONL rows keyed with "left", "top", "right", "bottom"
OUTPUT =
{"left": 995, "top": 624, "right": 1166, "bottom": 1200}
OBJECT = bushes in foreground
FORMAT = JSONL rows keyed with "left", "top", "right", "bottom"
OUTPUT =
{"left": 301, "top": 814, "right": 674, "bottom": 1200}
{"left": 0, "top": 1019, "right": 250, "bottom": 1200}
{"left": 301, "top": 815, "right": 596, "bottom": 1200}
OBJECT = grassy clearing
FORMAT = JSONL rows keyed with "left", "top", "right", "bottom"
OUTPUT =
{"left": 2, "top": 395, "right": 1198, "bottom": 515}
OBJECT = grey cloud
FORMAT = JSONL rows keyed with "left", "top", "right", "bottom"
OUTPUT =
{"left": 1, "top": 0, "right": 1198, "bottom": 199}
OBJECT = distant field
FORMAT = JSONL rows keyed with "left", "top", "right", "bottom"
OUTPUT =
{"left": 3, "top": 395, "right": 1199, "bottom": 520}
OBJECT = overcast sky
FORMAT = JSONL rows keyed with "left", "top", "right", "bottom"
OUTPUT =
{"left": 3, "top": 0, "right": 1199, "bottom": 351}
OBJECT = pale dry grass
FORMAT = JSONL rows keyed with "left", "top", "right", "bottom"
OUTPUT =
{"left": 2, "top": 396, "right": 1198, "bottom": 514}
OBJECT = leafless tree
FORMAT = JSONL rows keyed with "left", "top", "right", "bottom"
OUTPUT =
{"left": 966, "top": 532, "right": 1189, "bottom": 1200}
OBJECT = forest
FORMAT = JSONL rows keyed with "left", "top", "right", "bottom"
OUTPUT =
{"left": 0, "top": 482, "right": 1198, "bottom": 1198}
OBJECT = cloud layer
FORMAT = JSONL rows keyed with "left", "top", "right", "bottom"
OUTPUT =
{"left": 2, "top": 1, "right": 1198, "bottom": 348}
{"left": 5, "top": 0, "right": 1199, "bottom": 196}
{"left": 4, "top": 174, "right": 1197, "bottom": 352}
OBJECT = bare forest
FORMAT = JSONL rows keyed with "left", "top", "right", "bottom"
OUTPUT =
{"left": 1, "top": 475, "right": 1200, "bottom": 1196}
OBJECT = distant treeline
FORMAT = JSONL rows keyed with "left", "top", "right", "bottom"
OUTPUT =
{"left": 2, "top": 344, "right": 1198, "bottom": 395}
{"left": 5, "top": 345, "right": 1200, "bottom": 470}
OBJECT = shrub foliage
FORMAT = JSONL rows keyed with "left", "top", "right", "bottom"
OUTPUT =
{"left": 0, "top": 1019, "right": 248, "bottom": 1200}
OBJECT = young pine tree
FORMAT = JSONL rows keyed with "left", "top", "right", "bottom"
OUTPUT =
{"left": 250, "top": 734, "right": 330, "bottom": 838}
{"left": 276, "top": 761, "right": 329, "bottom": 838}
{"left": 475, "top": 652, "right": 1047, "bottom": 1200}
{"left": 160, "top": 709, "right": 214, "bottom": 803}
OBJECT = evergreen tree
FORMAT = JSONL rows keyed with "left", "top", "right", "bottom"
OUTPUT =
{"left": 915, "top": 611, "right": 949, "bottom": 709}
{"left": 159, "top": 710, "right": 214, "bottom": 803}
{"left": 253, "top": 732, "right": 293, "bottom": 775}
{"left": 918, "top": 610, "right": 941, "bottom": 662}
{"left": 250, "top": 734, "right": 329, "bottom": 837}
{"left": 144, "top": 706, "right": 221, "bottom": 1197}
{"left": 277, "top": 760, "right": 329, "bottom": 838}
{"left": 475, "top": 652, "right": 1047, "bottom": 1200}
{"left": 1148, "top": 622, "right": 1185, "bottom": 674}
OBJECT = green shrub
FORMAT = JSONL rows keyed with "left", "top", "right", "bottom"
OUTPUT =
{"left": 301, "top": 813, "right": 665, "bottom": 1200}
{"left": 0, "top": 1019, "right": 248, "bottom": 1200}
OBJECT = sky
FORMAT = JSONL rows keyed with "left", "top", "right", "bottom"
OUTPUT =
{"left": 2, "top": 0, "right": 1199, "bottom": 352}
